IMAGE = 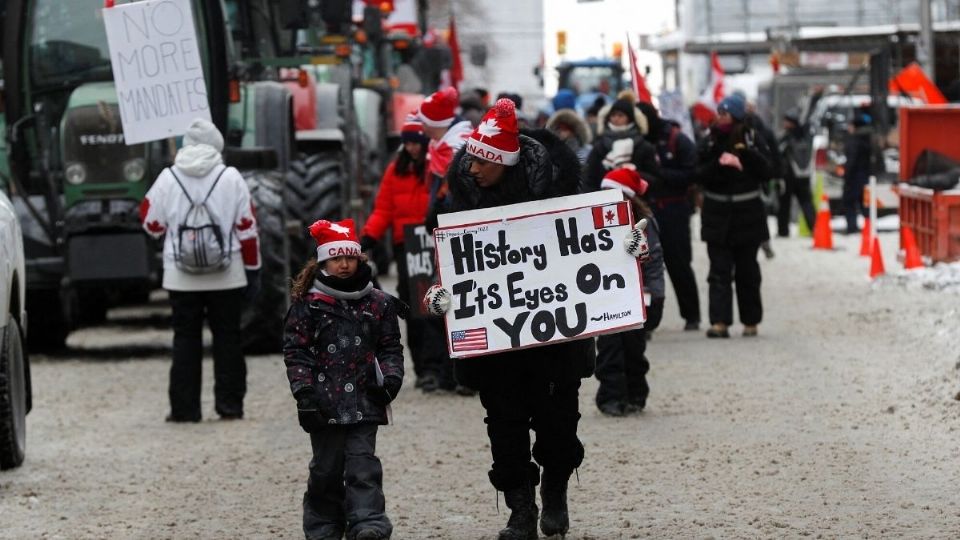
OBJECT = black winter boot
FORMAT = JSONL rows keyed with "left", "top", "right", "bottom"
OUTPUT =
{"left": 539, "top": 469, "right": 571, "bottom": 537}
{"left": 498, "top": 485, "right": 538, "bottom": 540}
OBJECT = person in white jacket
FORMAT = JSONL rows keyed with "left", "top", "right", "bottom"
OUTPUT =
{"left": 140, "top": 118, "right": 261, "bottom": 422}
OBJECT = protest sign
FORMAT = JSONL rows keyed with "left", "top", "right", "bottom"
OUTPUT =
{"left": 403, "top": 224, "right": 436, "bottom": 318}
{"left": 103, "top": 0, "right": 209, "bottom": 144}
{"left": 435, "top": 190, "right": 646, "bottom": 358}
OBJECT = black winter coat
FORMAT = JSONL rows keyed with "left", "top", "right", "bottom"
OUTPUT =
{"left": 442, "top": 129, "right": 596, "bottom": 390}
{"left": 647, "top": 122, "right": 697, "bottom": 202}
{"left": 843, "top": 127, "right": 872, "bottom": 188}
{"left": 585, "top": 125, "right": 661, "bottom": 192}
{"left": 695, "top": 125, "right": 772, "bottom": 246}
{"left": 283, "top": 288, "right": 404, "bottom": 425}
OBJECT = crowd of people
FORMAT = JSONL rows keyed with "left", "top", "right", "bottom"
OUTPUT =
{"left": 139, "top": 81, "right": 874, "bottom": 539}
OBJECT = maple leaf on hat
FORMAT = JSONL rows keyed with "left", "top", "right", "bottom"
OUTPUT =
{"left": 329, "top": 222, "right": 351, "bottom": 236}
{"left": 477, "top": 118, "right": 501, "bottom": 139}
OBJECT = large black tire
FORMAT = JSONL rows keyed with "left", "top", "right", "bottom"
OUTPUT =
{"left": 25, "top": 290, "right": 70, "bottom": 352}
{"left": 242, "top": 170, "right": 291, "bottom": 354}
{"left": 0, "top": 319, "right": 27, "bottom": 470}
{"left": 285, "top": 152, "right": 345, "bottom": 271}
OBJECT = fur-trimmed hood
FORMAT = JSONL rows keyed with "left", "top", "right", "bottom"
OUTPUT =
{"left": 596, "top": 102, "right": 649, "bottom": 137}
{"left": 546, "top": 109, "right": 592, "bottom": 145}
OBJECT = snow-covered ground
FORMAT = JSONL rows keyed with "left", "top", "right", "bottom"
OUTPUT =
{"left": 3, "top": 217, "right": 960, "bottom": 538}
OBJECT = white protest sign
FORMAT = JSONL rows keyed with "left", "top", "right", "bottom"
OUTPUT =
{"left": 103, "top": 0, "right": 210, "bottom": 145}
{"left": 435, "top": 191, "right": 646, "bottom": 358}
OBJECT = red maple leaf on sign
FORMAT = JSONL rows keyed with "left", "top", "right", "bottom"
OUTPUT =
{"left": 605, "top": 209, "right": 615, "bottom": 224}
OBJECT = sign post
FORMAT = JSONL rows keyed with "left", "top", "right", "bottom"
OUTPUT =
{"left": 434, "top": 191, "right": 646, "bottom": 358}
{"left": 103, "top": 0, "right": 209, "bottom": 145}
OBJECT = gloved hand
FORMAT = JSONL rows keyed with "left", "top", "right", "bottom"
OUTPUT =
{"left": 244, "top": 269, "right": 262, "bottom": 303}
{"left": 719, "top": 151, "right": 743, "bottom": 171}
{"left": 294, "top": 388, "right": 327, "bottom": 433}
{"left": 623, "top": 218, "right": 650, "bottom": 262}
{"left": 366, "top": 376, "right": 402, "bottom": 408}
{"left": 423, "top": 284, "right": 451, "bottom": 316}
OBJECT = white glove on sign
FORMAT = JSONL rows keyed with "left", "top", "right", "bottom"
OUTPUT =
{"left": 423, "top": 284, "right": 451, "bottom": 316}
{"left": 623, "top": 218, "right": 650, "bottom": 262}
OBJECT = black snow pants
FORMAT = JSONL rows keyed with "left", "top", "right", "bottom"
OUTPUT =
{"left": 653, "top": 201, "right": 701, "bottom": 325}
{"left": 478, "top": 370, "right": 584, "bottom": 491}
{"left": 168, "top": 287, "right": 246, "bottom": 420}
{"left": 393, "top": 247, "right": 452, "bottom": 386}
{"left": 776, "top": 174, "right": 817, "bottom": 237}
{"left": 594, "top": 298, "right": 663, "bottom": 409}
{"left": 706, "top": 242, "right": 763, "bottom": 326}
{"left": 304, "top": 424, "right": 391, "bottom": 540}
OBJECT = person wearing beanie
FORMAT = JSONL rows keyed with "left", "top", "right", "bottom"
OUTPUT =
{"left": 586, "top": 97, "right": 660, "bottom": 197}
{"left": 422, "top": 98, "right": 649, "bottom": 539}
{"left": 545, "top": 107, "right": 592, "bottom": 164}
{"left": 140, "top": 117, "right": 261, "bottom": 422}
{"left": 594, "top": 166, "right": 665, "bottom": 416}
{"left": 694, "top": 91, "right": 772, "bottom": 338}
{"left": 552, "top": 88, "right": 577, "bottom": 112}
{"left": 636, "top": 101, "right": 703, "bottom": 331}
{"left": 360, "top": 112, "right": 447, "bottom": 393}
{"left": 284, "top": 218, "right": 405, "bottom": 540}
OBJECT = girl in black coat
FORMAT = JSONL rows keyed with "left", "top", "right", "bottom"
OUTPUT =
{"left": 695, "top": 96, "right": 771, "bottom": 338}
{"left": 283, "top": 218, "right": 404, "bottom": 540}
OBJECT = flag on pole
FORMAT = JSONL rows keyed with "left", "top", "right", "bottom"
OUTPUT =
{"left": 626, "top": 35, "right": 652, "bottom": 104}
{"left": 447, "top": 14, "right": 464, "bottom": 91}
{"left": 696, "top": 51, "right": 726, "bottom": 112}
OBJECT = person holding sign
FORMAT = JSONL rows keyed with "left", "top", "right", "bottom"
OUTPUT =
{"left": 695, "top": 95, "right": 772, "bottom": 338}
{"left": 360, "top": 113, "right": 448, "bottom": 393}
{"left": 422, "top": 99, "right": 651, "bottom": 540}
{"left": 283, "top": 219, "right": 405, "bottom": 540}
{"left": 593, "top": 167, "right": 665, "bottom": 417}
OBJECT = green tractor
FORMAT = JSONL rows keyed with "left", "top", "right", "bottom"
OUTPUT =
{"left": 1, "top": 0, "right": 296, "bottom": 351}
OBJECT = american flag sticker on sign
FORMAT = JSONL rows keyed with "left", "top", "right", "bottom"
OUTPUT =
{"left": 451, "top": 328, "right": 489, "bottom": 352}
{"left": 591, "top": 202, "right": 630, "bottom": 229}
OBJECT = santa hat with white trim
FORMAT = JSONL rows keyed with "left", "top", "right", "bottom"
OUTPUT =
{"left": 418, "top": 87, "right": 459, "bottom": 128}
{"left": 309, "top": 219, "right": 362, "bottom": 262}
{"left": 465, "top": 98, "right": 520, "bottom": 166}
{"left": 601, "top": 167, "right": 649, "bottom": 198}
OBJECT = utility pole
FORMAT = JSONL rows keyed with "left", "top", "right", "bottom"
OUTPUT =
{"left": 919, "top": 0, "right": 935, "bottom": 81}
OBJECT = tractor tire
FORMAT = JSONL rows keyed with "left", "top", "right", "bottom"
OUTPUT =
{"left": 285, "top": 152, "right": 345, "bottom": 270}
{"left": 242, "top": 170, "right": 290, "bottom": 354}
{"left": 0, "top": 319, "right": 27, "bottom": 470}
{"left": 25, "top": 290, "right": 70, "bottom": 352}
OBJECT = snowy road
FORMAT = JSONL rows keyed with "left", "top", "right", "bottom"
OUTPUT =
{"left": 3, "top": 220, "right": 960, "bottom": 539}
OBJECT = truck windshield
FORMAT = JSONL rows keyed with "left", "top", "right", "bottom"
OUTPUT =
{"left": 28, "top": 0, "right": 112, "bottom": 88}
{"left": 560, "top": 66, "right": 617, "bottom": 95}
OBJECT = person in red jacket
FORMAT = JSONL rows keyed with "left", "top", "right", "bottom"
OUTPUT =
{"left": 360, "top": 114, "right": 448, "bottom": 392}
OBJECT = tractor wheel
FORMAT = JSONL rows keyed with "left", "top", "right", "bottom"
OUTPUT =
{"left": 285, "top": 152, "right": 345, "bottom": 271}
{"left": 0, "top": 319, "right": 27, "bottom": 469}
{"left": 242, "top": 170, "right": 291, "bottom": 354}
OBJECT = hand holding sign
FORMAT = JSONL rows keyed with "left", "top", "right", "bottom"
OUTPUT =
{"left": 623, "top": 218, "right": 650, "bottom": 261}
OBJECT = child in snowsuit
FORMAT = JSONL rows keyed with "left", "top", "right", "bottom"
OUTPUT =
{"left": 283, "top": 218, "right": 405, "bottom": 540}
{"left": 594, "top": 167, "right": 666, "bottom": 416}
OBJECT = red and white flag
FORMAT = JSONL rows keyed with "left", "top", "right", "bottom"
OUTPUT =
{"left": 626, "top": 35, "right": 652, "bottom": 105}
{"left": 696, "top": 51, "right": 726, "bottom": 112}
{"left": 592, "top": 202, "right": 630, "bottom": 229}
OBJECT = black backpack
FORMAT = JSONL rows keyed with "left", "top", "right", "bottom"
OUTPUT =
{"left": 169, "top": 166, "right": 230, "bottom": 274}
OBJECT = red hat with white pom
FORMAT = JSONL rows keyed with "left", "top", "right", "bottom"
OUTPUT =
{"left": 418, "top": 87, "right": 459, "bottom": 128}
{"left": 465, "top": 98, "right": 520, "bottom": 166}
{"left": 309, "top": 219, "right": 361, "bottom": 262}
{"left": 601, "top": 167, "right": 649, "bottom": 198}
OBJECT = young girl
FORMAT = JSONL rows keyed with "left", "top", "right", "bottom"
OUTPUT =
{"left": 283, "top": 218, "right": 404, "bottom": 540}
{"left": 595, "top": 167, "right": 666, "bottom": 416}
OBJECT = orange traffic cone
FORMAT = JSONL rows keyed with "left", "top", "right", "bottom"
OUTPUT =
{"left": 859, "top": 218, "right": 872, "bottom": 257}
{"left": 812, "top": 194, "right": 834, "bottom": 250}
{"left": 869, "top": 237, "right": 885, "bottom": 278}
{"left": 902, "top": 227, "right": 924, "bottom": 269}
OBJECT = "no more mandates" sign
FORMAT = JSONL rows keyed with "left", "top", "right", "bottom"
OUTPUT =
{"left": 435, "top": 191, "right": 646, "bottom": 358}
{"left": 103, "top": 0, "right": 209, "bottom": 145}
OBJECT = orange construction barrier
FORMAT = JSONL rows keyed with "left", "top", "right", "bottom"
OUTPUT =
{"left": 859, "top": 218, "right": 872, "bottom": 257}
{"left": 812, "top": 194, "right": 834, "bottom": 250}
{"left": 902, "top": 227, "right": 924, "bottom": 269}
{"left": 869, "top": 237, "right": 886, "bottom": 279}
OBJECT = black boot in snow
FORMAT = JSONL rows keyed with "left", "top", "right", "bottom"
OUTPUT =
{"left": 539, "top": 469, "right": 571, "bottom": 537}
{"left": 498, "top": 485, "right": 538, "bottom": 540}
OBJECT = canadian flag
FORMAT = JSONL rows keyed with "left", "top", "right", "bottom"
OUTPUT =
{"left": 626, "top": 35, "right": 653, "bottom": 105}
{"left": 592, "top": 202, "right": 630, "bottom": 229}
{"left": 696, "top": 51, "right": 726, "bottom": 112}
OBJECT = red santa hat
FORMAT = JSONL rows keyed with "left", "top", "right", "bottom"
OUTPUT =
{"left": 308, "top": 219, "right": 362, "bottom": 262}
{"left": 418, "top": 87, "right": 459, "bottom": 128}
{"left": 601, "top": 167, "right": 649, "bottom": 198}
{"left": 465, "top": 98, "right": 520, "bottom": 166}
